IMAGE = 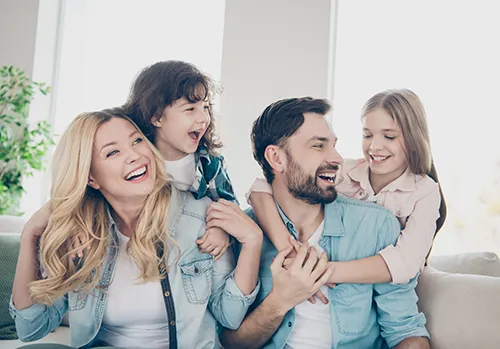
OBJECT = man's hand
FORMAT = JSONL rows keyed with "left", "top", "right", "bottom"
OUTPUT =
{"left": 283, "top": 236, "right": 334, "bottom": 305}
{"left": 267, "top": 236, "right": 334, "bottom": 314}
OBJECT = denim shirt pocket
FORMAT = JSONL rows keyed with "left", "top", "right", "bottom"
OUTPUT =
{"left": 179, "top": 257, "right": 214, "bottom": 304}
{"left": 332, "top": 284, "right": 375, "bottom": 336}
{"left": 68, "top": 290, "right": 89, "bottom": 311}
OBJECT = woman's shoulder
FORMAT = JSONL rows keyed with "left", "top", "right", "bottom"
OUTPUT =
{"left": 169, "top": 187, "right": 210, "bottom": 220}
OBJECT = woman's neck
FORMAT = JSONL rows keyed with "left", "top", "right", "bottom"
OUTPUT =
{"left": 108, "top": 200, "right": 143, "bottom": 237}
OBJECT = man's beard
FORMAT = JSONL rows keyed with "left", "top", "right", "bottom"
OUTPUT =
{"left": 285, "top": 152, "right": 338, "bottom": 205}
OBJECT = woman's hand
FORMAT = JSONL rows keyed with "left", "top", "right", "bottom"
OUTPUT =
{"left": 197, "top": 227, "right": 230, "bottom": 261}
{"left": 22, "top": 201, "right": 52, "bottom": 243}
{"left": 206, "top": 199, "right": 263, "bottom": 247}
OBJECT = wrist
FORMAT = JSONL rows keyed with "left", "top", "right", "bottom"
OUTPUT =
{"left": 21, "top": 229, "right": 39, "bottom": 246}
{"left": 240, "top": 231, "right": 263, "bottom": 248}
{"left": 266, "top": 289, "right": 292, "bottom": 317}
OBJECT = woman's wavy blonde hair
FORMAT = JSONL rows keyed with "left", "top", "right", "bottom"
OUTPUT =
{"left": 29, "top": 108, "right": 173, "bottom": 305}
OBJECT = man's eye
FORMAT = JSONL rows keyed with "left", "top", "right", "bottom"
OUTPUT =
{"left": 106, "top": 150, "right": 118, "bottom": 158}
{"left": 313, "top": 144, "right": 324, "bottom": 149}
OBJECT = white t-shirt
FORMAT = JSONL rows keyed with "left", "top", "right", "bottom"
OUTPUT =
{"left": 164, "top": 154, "right": 196, "bottom": 191}
{"left": 285, "top": 221, "right": 333, "bottom": 349}
{"left": 97, "top": 230, "right": 170, "bottom": 349}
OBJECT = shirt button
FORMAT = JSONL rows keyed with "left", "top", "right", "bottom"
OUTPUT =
{"left": 194, "top": 267, "right": 199, "bottom": 274}
{"left": 359, "top": 190, "right": 364, "bottom": 196}
{"left": 286, "top": 222, "right": 293, "bottom": 229}
{"left": 288, "top": 321, "right": 292, "bottom": 327}
{"left": 164, "top": 291, "right": 170, "bottom": 297}
{"left": 170, "top": 320, "right": 175, "bottom": 326}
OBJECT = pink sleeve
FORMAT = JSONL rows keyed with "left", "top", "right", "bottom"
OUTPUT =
{"left": 379, "top": 183, "right": 441, "bottom": 284}
{"left": 245, "top": 178, "right": 273, "bottom": 206}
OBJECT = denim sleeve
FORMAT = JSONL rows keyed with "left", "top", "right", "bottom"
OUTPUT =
{"left": 9, "top": 295, "right": 68, "bottom": 342}
{"left": 208, "top": 244, "right": 260, "bottom": 330}
{"left": 373, "top": 213, "right": 429, "bottom": 348}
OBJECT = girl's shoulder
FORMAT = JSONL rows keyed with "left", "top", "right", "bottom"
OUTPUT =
{"left": 413, "top": 173, "right": 440, "bottom": 197}
{"left": 342, "top": 158, "right": 367, "bottom": 174}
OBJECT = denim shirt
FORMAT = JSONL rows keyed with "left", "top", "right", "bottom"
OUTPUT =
{"left": 10, "top": 189, "right": 259, "bottom": 349}
{"left": 245, "top": 195, "right": 429, "bottom": 349}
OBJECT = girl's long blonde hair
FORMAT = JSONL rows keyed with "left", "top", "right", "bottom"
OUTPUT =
{"left": 29, "top": 108, "right": 173, "bottom": 305}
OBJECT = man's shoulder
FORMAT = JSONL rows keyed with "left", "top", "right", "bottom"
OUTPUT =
{"left": 330, "top": 195, "right": 400, "bottom": 239}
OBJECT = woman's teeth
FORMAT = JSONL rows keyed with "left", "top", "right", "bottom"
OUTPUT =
{"left": 126, "top": 166, "right": 146, "bottom": 180}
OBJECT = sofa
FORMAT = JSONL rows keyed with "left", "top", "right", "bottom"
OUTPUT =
{"left": 1, "top": 214, "right": 500, "bottom": 349}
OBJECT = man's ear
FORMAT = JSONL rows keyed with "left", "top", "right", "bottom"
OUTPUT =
{"left": 264, "top": 145, "right": 286, "bottom": 173}
{"left": 88, "top": 175, "right": 100, "bottom": 190}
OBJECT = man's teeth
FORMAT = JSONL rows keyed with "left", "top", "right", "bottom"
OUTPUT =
{"left": 126, "top": 166, "right": 146, "bottom": 180}
{"left": 371, "top": 155, "right": 389, "bottom": 161}
{"left": 318, "top": 173, "right": 336, "bottom": 182}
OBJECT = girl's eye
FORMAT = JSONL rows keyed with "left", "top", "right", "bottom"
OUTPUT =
{"left": 385, "top": 136, "right": 396, "bottom": 140}
{"left": 203, "top": 105, "right": 210, "bottom": 110}
{"left": 106, "top": 150, "right": 118, "bottom": 158}
{"left": 185, "top": 107, "right": 195, "bottom": 111}
{"left": 133, "top": 137, "right": 143, "bottom": 145}
{"left": 363, "top": 134, "right": 372, "bottom": 139}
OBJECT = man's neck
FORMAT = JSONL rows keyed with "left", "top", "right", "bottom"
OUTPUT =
{"left": 272, "top": 181, "right": 324, "bottom": 243}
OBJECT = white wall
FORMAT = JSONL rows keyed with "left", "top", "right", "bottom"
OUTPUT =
{"left": 219, "top": 0, "right": 336, "bottom": 204}
{"left": 0, "top": 0, "right": 39, "bottom": 76}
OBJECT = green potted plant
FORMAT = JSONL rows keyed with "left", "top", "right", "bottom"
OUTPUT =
{"left": 0, "top": 65, "right": 53, "bottom": 215}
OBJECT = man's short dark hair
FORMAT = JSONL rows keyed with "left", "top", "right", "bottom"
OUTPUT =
{"left": 251, "top": 97, "right": 332, "bottom": 183}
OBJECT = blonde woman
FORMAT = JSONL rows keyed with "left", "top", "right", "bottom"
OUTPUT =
{"left": 10, "top": 109, "right": 262, "bottom": 349}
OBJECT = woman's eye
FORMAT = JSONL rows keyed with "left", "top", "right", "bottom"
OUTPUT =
{"left": 385, "top": 136, "right": 396, "bottom": 140}
{"left": 106, "top": 150, "right": 118, "bottom": 158}
{"left": 133, "top": 137, "right": 143, "bottom": 145}
{"left": 185, "top": 107, "right": 195, "bottom": 111}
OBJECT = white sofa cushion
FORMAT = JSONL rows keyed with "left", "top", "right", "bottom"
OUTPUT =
{"left": 417, "top": 266, "right": 500, "bottom": 349}
{"left": 429, "top": 252, "right": 500, "bottom": 277}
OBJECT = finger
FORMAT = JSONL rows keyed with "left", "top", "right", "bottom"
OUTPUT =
{"left": 315, "top": 290, "right": 329, "bottom": 304}
{"left": 308, "top": 296, "right": 316, "bottom": 304}
{"left": 290, "top": 241, "right": 309, "bottom": 272}
{"left": 283, "top": 258, "right": 294, "bottom": 270}
{"left": 310, "top": 252, "right": 328, "bottom": 281}
{"left": 303, "top": 246, "right": 318, "bottom": 274}
{"left": 208, "top": 201, "right": 229, "bottom": 213}
{"left": 313, "top": 266, "right": 335, "bottom": 291}
{"left": 270, "top": 245, "right": 293, "bottom": 272}
{"left": 206, "top": 219, "right": 224, "bottom": 231}
{"left": 206, "top": 210, "right": 226, "bottom": 222}
{"left": 205, "top": 244, "right": 216, "bottom": 254}
{"left": 196, "top": 231, "right": 209, "bottom": 245}
{"left": 327, "top": 282, "right": 336, "bottom": 288}
{"left": 289, "top": 236, "right": 301, "bottom": 253}
{"left": 217, "top": 199, "right": 232, "bottom": 207}
{"left": 210, "top": 246, "right": 222, "bottom": 257}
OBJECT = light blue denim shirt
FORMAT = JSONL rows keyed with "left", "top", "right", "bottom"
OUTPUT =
{"left": 10, "top": 188, "right": 259, "bottom": 349}
{"left": 243, "top": 195, "right": 429, "bottom": 349}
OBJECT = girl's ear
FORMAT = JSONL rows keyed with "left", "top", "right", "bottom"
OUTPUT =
{"left": 264, "top": 145, "right": 286, "bottom": 174}
{"left": 152, "top": 117, "right": 162, "bottom": 128}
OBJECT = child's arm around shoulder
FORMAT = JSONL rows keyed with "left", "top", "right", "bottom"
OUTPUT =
{"left": 247, "top": 178, "right": 293, "bottom": 252}
{"left": 378, "top": 177, "right": 441, "bottom": 284}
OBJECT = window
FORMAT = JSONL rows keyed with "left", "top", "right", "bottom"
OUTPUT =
{"left": 332, "top": 0, "right": 500, "bottom": 256}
